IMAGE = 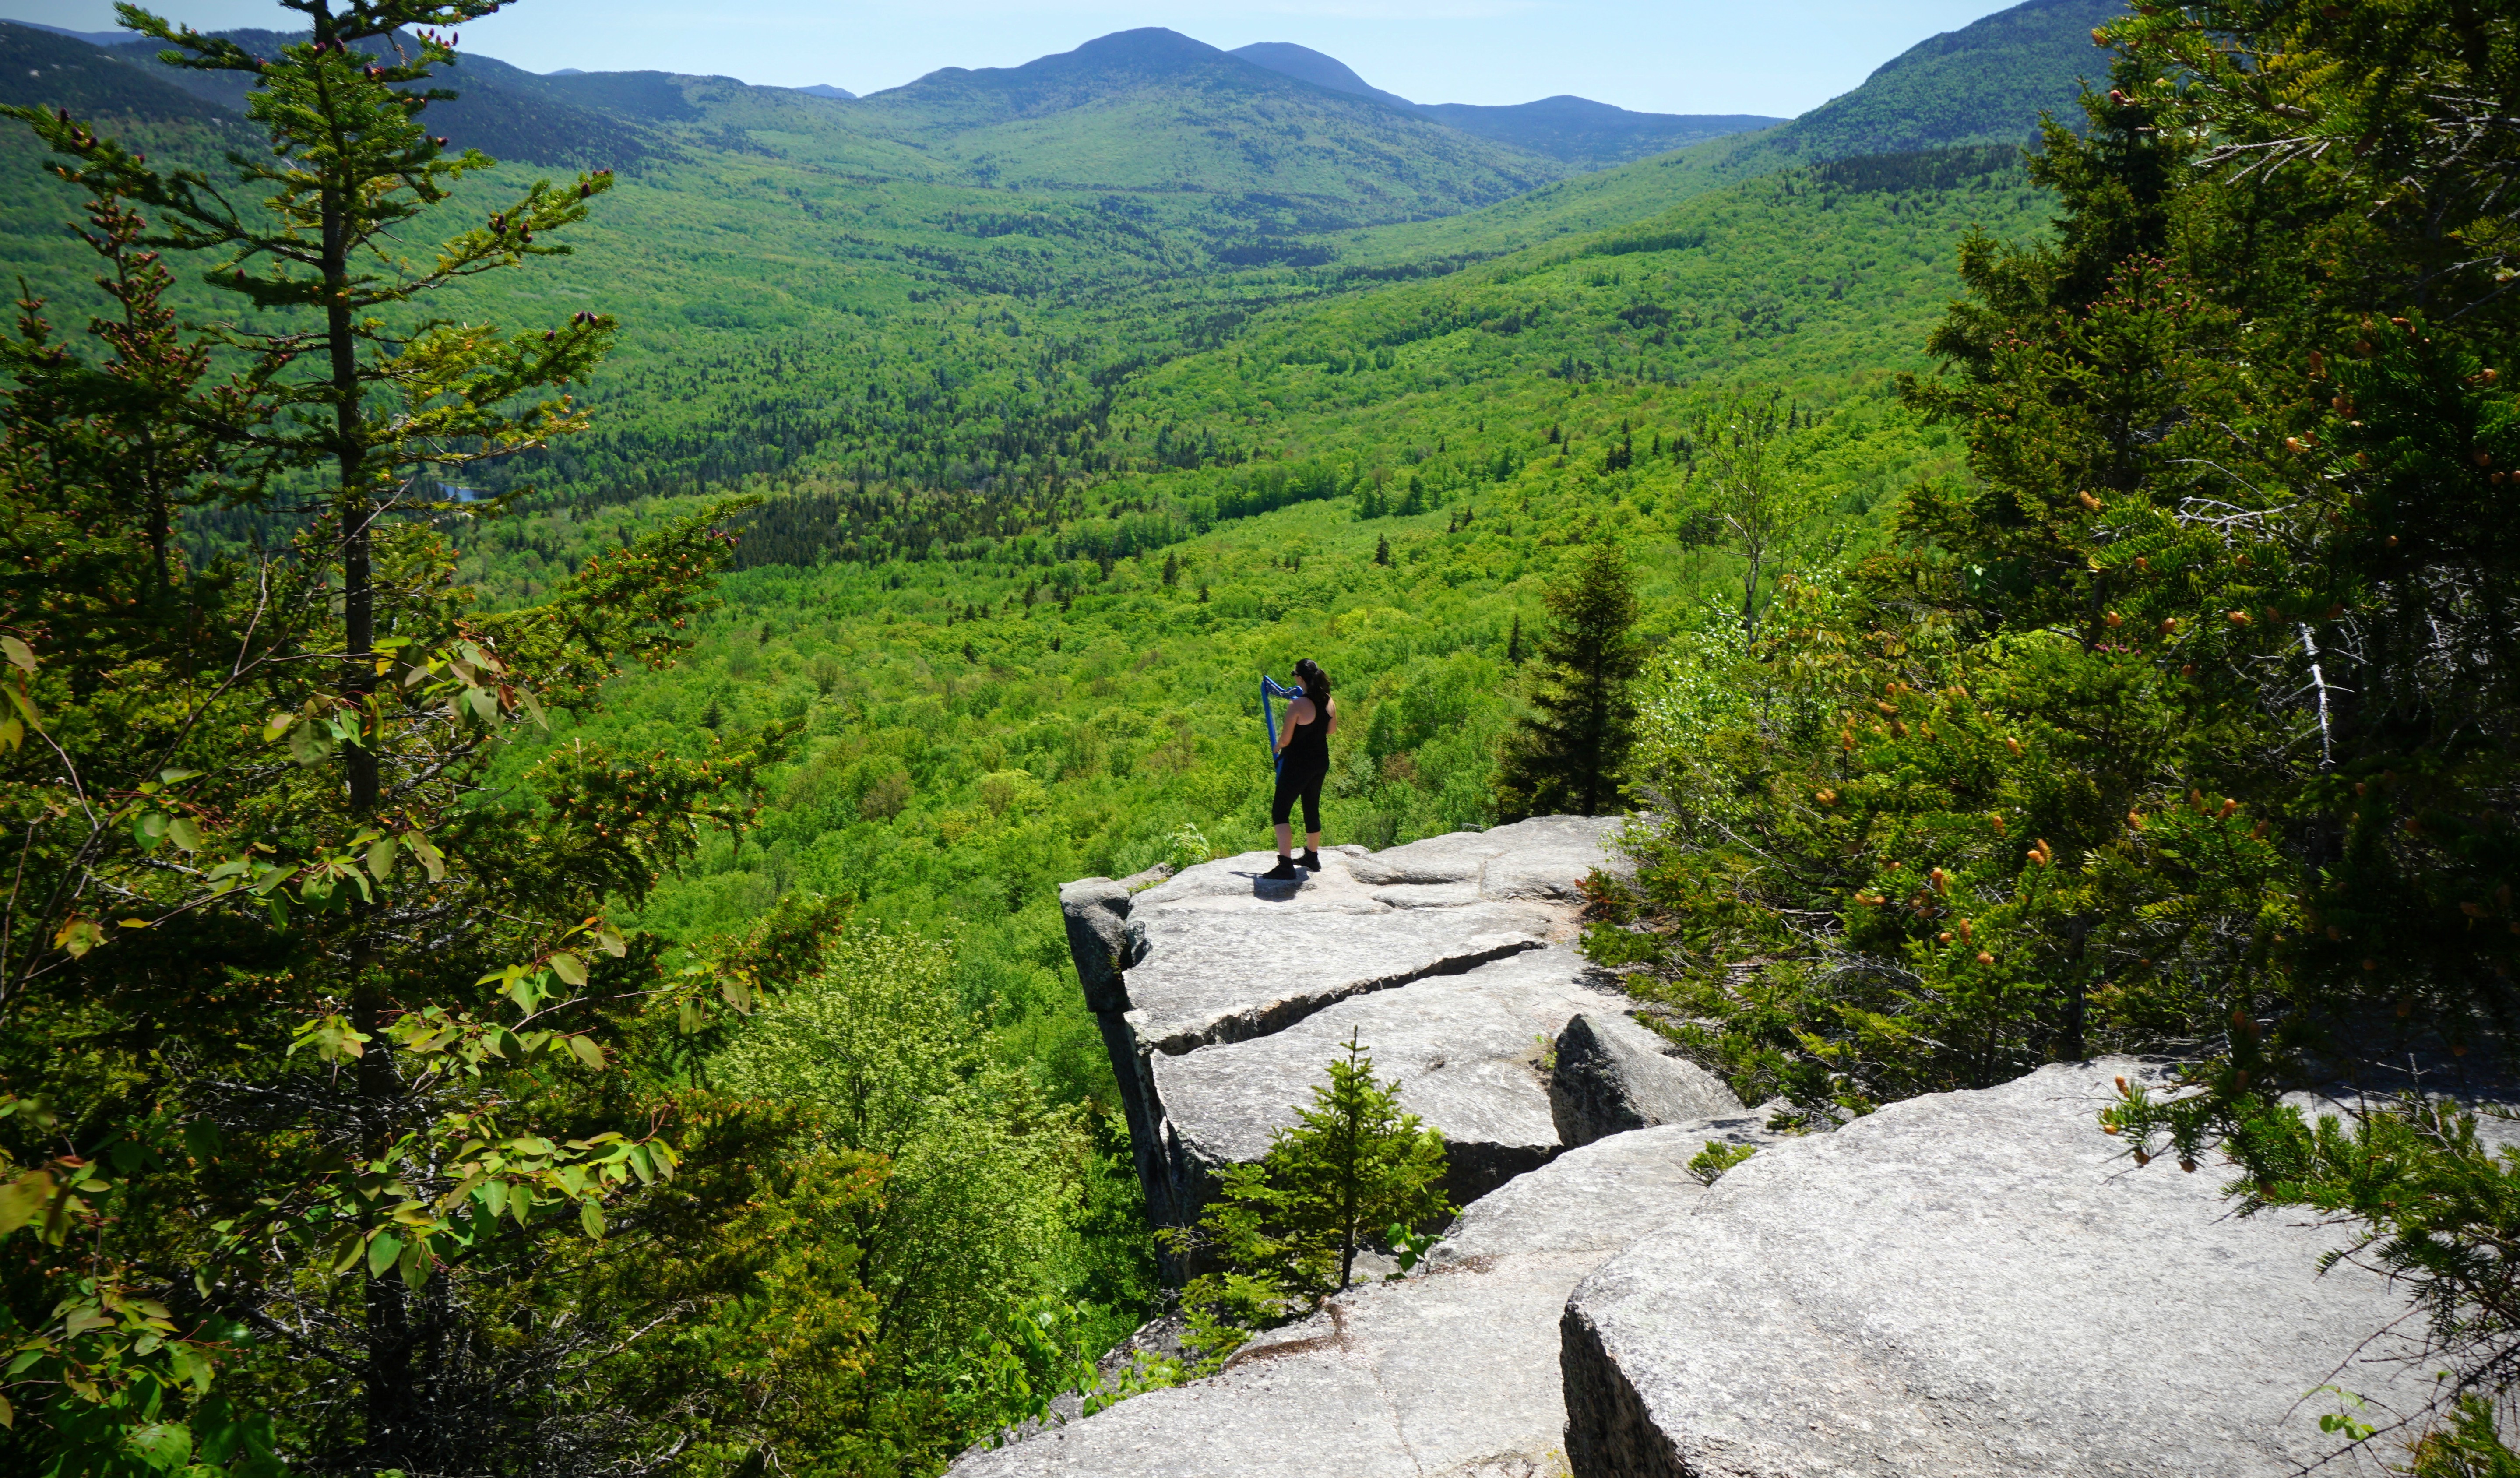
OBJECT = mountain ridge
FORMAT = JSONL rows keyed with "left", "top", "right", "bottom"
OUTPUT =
{"left": 1332, "top": 0, "right": 2114, "bottom": 269}
{"left": 836, "top": 27, "right": 1575, "bottom": 224}
{"left": 1225, "top": 39, "right": 1784, "bottom": 167}
{"left": 0, "top": 21, "right": 235, "bottom": 124}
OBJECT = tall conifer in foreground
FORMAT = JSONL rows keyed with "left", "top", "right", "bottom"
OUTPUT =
{"left": 0, "top": 4, "right": 860, "bottom": 1473}
{"left": 1495, "top": 540, "right": 1642, "bottom": 820}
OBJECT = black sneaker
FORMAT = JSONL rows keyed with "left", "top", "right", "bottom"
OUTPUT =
{"left": 1263, "top": 858, "right": 1301, "bottom": 881}
{"left": 1298, "top": 850, "right": 1322, "bottom": 871}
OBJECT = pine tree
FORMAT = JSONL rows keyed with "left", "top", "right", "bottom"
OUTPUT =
{"left": 1169, "top": 1032, "right": 1451, "bottom": 1359}
{"left": 1374, "top": 534, "right": 1392, "bottom": 566}
{"left": 1495, "top": 541, "right": 1641, "bottom": 820}
{"left": 1506, "top": 613, "right": 1524, "bottom": 665}
{"left": 0, "top": 9, "right": 852, "bottom": 1471}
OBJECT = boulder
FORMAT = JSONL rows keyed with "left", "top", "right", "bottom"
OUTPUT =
{"left": 1110, "top": 825, "right": 1618, "bottom": 1059}
{"left": 1561, "top": 1059, "right": 2451, "bottom": 1478}
{"left": 947, "top": 1120, "right": 1774, "bottom": 1478}
{"left": 1153, "top": 947, "right": 1626, "bottom": 1214}
{"left": 1549, "top": 1011, "right": 1743, "bottom": 1149}
{"left": 1053, "top": 820, "right": 1627, "bottom": 1252}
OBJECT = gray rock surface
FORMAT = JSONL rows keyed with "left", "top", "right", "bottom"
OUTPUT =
{"left": 1154, "top": 947, "right": 1629, "bottom": 1213}
{"left": 1562, "top": 1059, "right": 2443, "bottom": 1478}
{"left": 948, "top": 1121, "right": 1752, "bottom": 1478}
{"left": 1062, "top": 819, "right": 1626, "bottom": 1249}
{"left": 1057, "top": 876, "right": 1145, "bottom": 1014}
{"left": 1427, "top": 1116, "right": 1788, "bottom": 1270}
{"left": 1123, "top": 880, "right": 1561, "bottom": 1055}
{"left": 1345, "top": 814, "right": 1627, "bottom": 898}
{"left": 1549, "top": 1012, "right": 1743, "bottom": 1149}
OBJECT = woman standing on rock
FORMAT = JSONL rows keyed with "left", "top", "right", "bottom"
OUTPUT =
{"left": 1267, "top": 658, "right": 1336, "bottom": 881}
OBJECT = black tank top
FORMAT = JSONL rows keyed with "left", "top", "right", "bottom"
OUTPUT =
{"left": 1285, "top": 694, "right": 1331, "bottom": 768}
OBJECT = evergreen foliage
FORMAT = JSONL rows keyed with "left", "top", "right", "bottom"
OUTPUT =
{"left": 1587, "top": 0, "right": 2520, "bottom": 1454}
{"left": 1495, "top": 540, "right": 1644, "bottom": 819}
{"left": 1166, "top": 1032, "right": 1450, "bottom": 1363}
{"left": 0, "top": 5, "right": 1014, "bottom": 1473}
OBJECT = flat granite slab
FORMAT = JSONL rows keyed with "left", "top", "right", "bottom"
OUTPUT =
{"left": 1123, "top": 881, "right": 1562, "bottom": 1056}
{"left": 1154, "top": 947, "right": 1630, "bottom": 1209}
{"left": 1562, "top": 1059, "right": 2450, "bottom": 1478}
{"left": 949, "top": 1119, "right": 1783, "bottom": 1478}
{"left": 1345, "top": 815, "right": 1628, "bottom": 899}
{"left": 1111, "top": 818, "right": 1622, "bottom": 1056}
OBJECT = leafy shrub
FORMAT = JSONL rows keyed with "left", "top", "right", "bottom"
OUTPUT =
{"left": 713, "top": 929, "right": 1105, "bottom": 1464}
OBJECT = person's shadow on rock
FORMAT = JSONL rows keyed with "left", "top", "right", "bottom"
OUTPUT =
{"left": 1232, "top": 865, "right": 1307, "bottom": 901}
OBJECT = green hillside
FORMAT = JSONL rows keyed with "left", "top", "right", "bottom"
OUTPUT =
{"left": 1228, "top": 41, "right": 1419, "bottom": 109}
{"left": 1414, "top": 97, "right": 1786, "bottom": 168}
{"left": 0, "top": 20, "right": 231, "bottom": 122}
{"left": 1344, "top": 0, "right": 2118, "bottom": 267}
{"left": 1779, "top": 0, "right": 2121, "bottom": 158}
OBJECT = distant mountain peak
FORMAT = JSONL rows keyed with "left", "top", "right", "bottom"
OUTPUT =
{"left": 1230, "top": 42, "right": 1415, "bottom": 110}
{"left": 1063, "top": 27, "right": 1219, "bottom": 66}
{"left": 1225, "top": 40, "right": 1777, "bottom": 165}
{"left": 882, "top": 26, "right": 1239, "bottom": 99}
{"left": 792, "top": 83, "right": 855, "bottom": 100}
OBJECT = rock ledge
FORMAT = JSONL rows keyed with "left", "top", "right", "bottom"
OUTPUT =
{"left": 1562, "top": 1059, "right": 2443, "bottom": 1478}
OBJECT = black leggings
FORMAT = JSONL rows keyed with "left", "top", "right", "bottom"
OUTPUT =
{"left": 1272, "top": 758, "right": 1326, "bottom": 833}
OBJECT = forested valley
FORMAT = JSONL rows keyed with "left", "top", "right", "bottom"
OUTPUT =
{"left": 11, "top": 0, "right": 2520, "bottom": 1474}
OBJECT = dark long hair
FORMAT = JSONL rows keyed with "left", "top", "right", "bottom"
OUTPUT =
{"left": 1293, "top": 658, "right": 1331, "bottom": 707}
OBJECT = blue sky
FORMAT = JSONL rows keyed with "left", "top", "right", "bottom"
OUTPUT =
{"left": 7, "top": 1, "right": 2023, "bottom": 115}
